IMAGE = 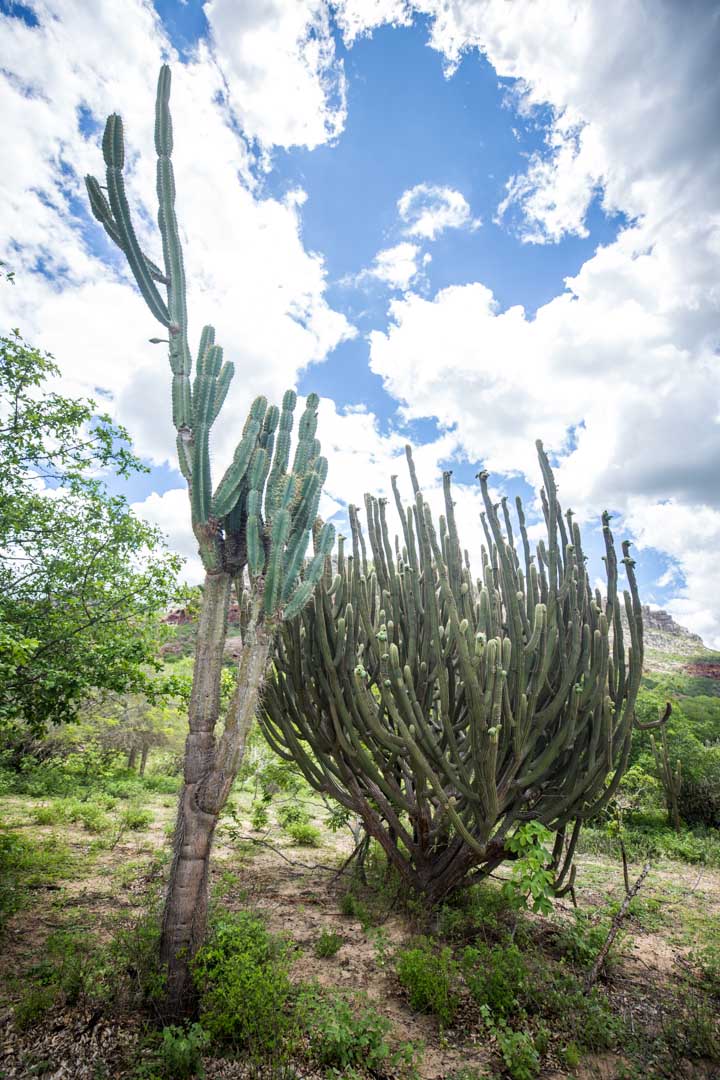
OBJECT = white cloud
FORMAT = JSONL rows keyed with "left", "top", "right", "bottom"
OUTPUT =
{"left": 205, "top": 0, "right": 346, "bottom": 150}
{"left": 397, "top": 183, "right": 480, "bottom": 240}
{"left": 353, "top": 241, "right": 430, "bottom": 291}
{"left": 0, "top": 1, "right": 354, "bottom": 476}
{"left": 334, "top": 0, "right": 413, "bottom": 44}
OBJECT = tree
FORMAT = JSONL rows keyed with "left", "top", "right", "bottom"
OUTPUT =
{"left": 0, "top": 328, "right": 180, "bottom": 733}
{"left": 85, "top": 66, "right": 333, "bottom": 1013}
{"left": 261, "top": 446, "right": 648, "bottom": 903}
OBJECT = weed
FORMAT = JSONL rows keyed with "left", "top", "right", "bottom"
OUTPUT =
{"left": 285, "top": 821, "right": 321, "bottom": 847}
{"left": 314, "top": 928, "right": 343, "bottom": 958}
{"left": 276, "top": 802, "right": 308, "bottom": 828}
{"left": 0, "top": 831, "right": 72, "bottom": 934}
{"left": 396, "top": 937, "right": 459, "bottom": 1027}
{"left": 250, "top": 803, "right": 269, "bottom": 831}
{"left": 13, "top": 984, "right": 57, "bottom": 1030}
{"left": 153, "top": 1024, "right": 209, "bottom": 1079}
{"left": 299, "top": 986, "right": 419, "bottom": 1076}
{"left": 119, "top": 805, "right": 154, "bottom": 831}
{"left": 461, "top": 941, "right": 529, "bottom": 1018}
{"left": 193, "top": 911, "right": 294, "bottom": 1058}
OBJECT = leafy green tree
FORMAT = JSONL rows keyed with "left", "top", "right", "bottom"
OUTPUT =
{"left": 0, "top": 327, "right": 180, "bottom": 732}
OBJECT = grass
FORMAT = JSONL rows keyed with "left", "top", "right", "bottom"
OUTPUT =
{"left": 2, "top": 738, "right": 720, "bottom": 1079}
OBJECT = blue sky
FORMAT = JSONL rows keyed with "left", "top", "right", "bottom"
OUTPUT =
{"left": 1, "top": 0, "right": 718, "bottom": 643}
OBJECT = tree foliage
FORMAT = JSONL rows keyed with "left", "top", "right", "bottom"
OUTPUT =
{"left": 0, "top": 328, "right": 180, "bottom": 731}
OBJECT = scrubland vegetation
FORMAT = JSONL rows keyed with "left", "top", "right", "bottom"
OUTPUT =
{"left": 2, "top": 67, "right": 719, "bottom": 1080}
{"left": 1, "top": 650, "right": 719, "bottom": 1078}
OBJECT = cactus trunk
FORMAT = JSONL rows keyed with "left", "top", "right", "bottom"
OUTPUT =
{"left": 86, "top": 66, "right": 333, "bottom": 1018}
{"left": 160, "top": 570, "right": 275, "bottom": 1011}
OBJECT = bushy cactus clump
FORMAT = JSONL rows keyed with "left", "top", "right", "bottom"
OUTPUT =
{"left": 261, "top": 444, "right": 645, "bottom": 902}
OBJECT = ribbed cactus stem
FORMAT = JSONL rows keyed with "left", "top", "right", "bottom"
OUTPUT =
{"left": 260, "top": 442, "right": 645, "bottom": 904}
{"left": 85, "top": 65, "right": 334, "bottom": 1014}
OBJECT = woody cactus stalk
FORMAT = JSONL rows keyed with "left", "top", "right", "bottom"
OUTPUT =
{"left": 260, "top": 444, "right": 644, "bottom": 904}
{"left": 85, "top": 66, "right": 333, "bottom": 1013}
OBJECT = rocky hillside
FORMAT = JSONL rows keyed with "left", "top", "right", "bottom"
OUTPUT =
{"left": 637, "top": 605, "right": 705, "bottom": 657}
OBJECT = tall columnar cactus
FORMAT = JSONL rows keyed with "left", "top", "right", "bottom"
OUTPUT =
{"left": 261, "top": 444, "right": 645, "bottom": 903}
{"left": 85, "top": 66, "right": 333, "bottom": 1013}
{"left": 651, "top": 727, "right": 682, "bottom": 831}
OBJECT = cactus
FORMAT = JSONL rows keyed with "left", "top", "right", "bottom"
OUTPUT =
{"left": 85, "top": 65, "right": 332, "bottom": 1014}
{"left": 651, "top": 726, "right": 682, "bottom": 830}
{"left": 260, "top": 443, "right": 645, "bottom": 903}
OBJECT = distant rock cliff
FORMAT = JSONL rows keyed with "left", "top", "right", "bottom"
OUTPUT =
{"left": 638, "top": 605, "right": 705, "bottom": 656}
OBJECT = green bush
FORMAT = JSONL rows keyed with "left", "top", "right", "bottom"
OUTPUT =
{"left": 396, "top": 937, "right": 459, "bottom": 1026}
{"left": 461, "top": 941, "right": 529, "bottom": 1017}
{"left": 285, "top": 821, "right": 321, "bottom": 847}
{"left": 679, "top": 773, "right": 720, "bottom": 829}
{"left": 299, "top": 987, "right": 418, "bottom": 1075}
{"left": 314, "top": 928, "right": 343, "bottom": 958}
{"left": 554, "top": 910, "right": 617, "bottom": 970}
{"left": 154, "top": 1024, "right": 209, "bottom": 1079}
{"left": 193, "top": 912, "right": 293, "bottom": 1056}
{"left": 250, "top": 802, "right": 269, "bottom": 831}
{"left": 13, "top": 984, "right": 57, "bottom": 1030}
{"left": 119, "top": 805, "right": 154, "bottom": 831}
{"left": 494, "top": 1022, "right": 541, "bottom": 1080}
{"left": 276, "top": 803, "right": 308, "bottom": 828}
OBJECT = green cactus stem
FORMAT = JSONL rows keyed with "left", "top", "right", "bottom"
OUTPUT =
{"left": 260, "top": 442, "right": 645, "bottom": 904}
{"left": 85, "top": 65, "right": 333, "bottom": 1015}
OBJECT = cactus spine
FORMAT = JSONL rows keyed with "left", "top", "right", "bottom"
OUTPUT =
{"left": 85, "top": 66, "right": 333, "bottom": 1014}
{"left": 260, "top": 443, "right": 646, "bottom": 903}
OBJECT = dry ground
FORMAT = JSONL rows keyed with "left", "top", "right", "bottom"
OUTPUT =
{"left": 1, "top": 790, "right": 719, "bottom": 1080}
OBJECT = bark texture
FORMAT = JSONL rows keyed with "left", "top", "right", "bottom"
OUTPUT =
{"left": 159, "top": 571, "right": 274, "bottom": 1016}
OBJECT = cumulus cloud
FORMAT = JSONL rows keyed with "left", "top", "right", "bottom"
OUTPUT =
{"left": 0, "top": 0, "right": 353, "bottom": 475}
{"left": 205, "top": 0, "right": 346, "bottom": 150}
{"left": 397, "top": 183, "right": 480, "bottom": 240}
{"left": 352, "top": 242, "right": 430, "bottom": 291}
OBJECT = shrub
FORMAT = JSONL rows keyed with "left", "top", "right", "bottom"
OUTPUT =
{"left": 396, "top": 937, "right": 459, "bottom": 1027}
{"left": 314, "top": 929, "right": 343, "bottom": 958}
{"left": 193, "top": 912, "right": 293, "bottom": 1057}
{"left": 0, "top": 831, "right": 72, "bottom": 935}
{"left": 461, "top": 941, "right": 529, "bottom": 1017}
{"left": 285, "top": 821, "right": 321, "bottom": 847}
{"left": 13, "top": 984, "right": 57, "bottom": 1030}
{"left": 679, "top": 774, "right": 720, "bottom": 829}
{"left": 276, "top": 803, "right": 308, "bottom": 828}
{"left": 119, "top": 805, "right": 154, "bottom": 831}
{"left": 250, "top": 803, "right": 269, "bottom": 831}
{"left": 555, "top": 910, "right": 615, "bottom": 969}
{"left": 494, "top": 1023, "right": 541, "bottom": 1080}
{"left": 299, "top": 987, "right": 417, "bottom": 1075}
{"left": 154, "top": 1024, "right": 209, "bottom": 1079}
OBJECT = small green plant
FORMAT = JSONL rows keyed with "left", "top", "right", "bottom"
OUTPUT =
{"left": 193, "top": 912, "right": 293, "bottom": 1058}
{"left": 461, "top": 941, "right": 529, "bottom": 1017}
{"left": 276, "top": 803, "right": 308, "bottom": 828}
{"left": 555, "top": 909, "right": 623, "bottom": 972}
{"left": 13, "top": 984, "right": 57, "bottom": 1030}
{"left": 396, "top": 937, "right": 459, "bottom": 1027}
{"left": 250, "top": 803, "right": 269, "bottom": 831}
{"left": 119, "top": 805, "right": 154, "bottom": 831}
{"left": 340, "top": 890, "right": 373, "bottom": 929}
{"left": 480, "top": 1008, "right": 541, "bottom": 1080}
{"left": 562, "top": 1041, "right": 581, "bottom": 1069}
{"left": 314, "top": 928, "right": 343, "bottom": 958}
{"left": 285, "top": 821, "right": 321, "bottom": 847}
{"left": 155, "top": 1024, "right": 209, "bottom": 1079}
{"left": 502, "top": 822, "right": 555, "bottom": 915}
{"left": 299, "top": 987, "right": 418, "bottom": 1075}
